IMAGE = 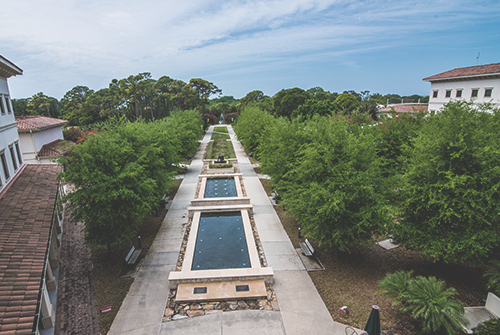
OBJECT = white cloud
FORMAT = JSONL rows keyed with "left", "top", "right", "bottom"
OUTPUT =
{"left": 1, "top": 0, "right": 500, "bottom": 98}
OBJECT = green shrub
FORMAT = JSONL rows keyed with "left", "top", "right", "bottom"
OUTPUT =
{"left": 376, "top": 270, "right": 414, "bottom": 305}
{"left": 377, "top": 272, "right": 467, "bottom": 335}
{"left": 209, "top": 161, "right": 233, "bottom": 169}
{"left": 484, "top": 259, "right": 500, "bottom": 296}
{"left": 402, "top": 276, "right": 467, "bottom": 335}
{"left": 473, "top": 318, "right": 500, "bottom": 335}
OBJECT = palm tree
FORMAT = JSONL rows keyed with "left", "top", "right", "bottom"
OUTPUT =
{"left": 401, "top": 276, "right": 467, "bottom": 334}
{"left": 376, "top": 270, "right": 414, "bottom": 306}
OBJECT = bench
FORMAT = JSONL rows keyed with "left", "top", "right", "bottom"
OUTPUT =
{"left": 299, "top": 238, "right": 315, "bottom": 257}
{"left": 125, "top": 246, "right": 142, "bottom": 265}
{"left": 463, "top": 292, "right": 500, "bottom": 334}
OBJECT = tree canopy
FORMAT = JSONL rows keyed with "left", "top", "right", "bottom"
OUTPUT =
{"left": 393, "top": 101, "right": 500, "bottom": 263}
{"left": 58, "top": 111, "right": 203, "bottom": 250}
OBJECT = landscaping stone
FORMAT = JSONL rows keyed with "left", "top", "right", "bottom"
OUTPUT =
{"left": 187, "top": 310, "right": 205, "bottom": 318}
{"left": 171, "top": 314, "right": 188, "bottom": 321}
{"left": 164, "top": 308, "right": 175, "bottom": 317}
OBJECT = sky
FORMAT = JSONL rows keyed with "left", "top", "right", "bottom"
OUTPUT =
{"left": 1, "top": 0, "right": 500, "bottom": 100}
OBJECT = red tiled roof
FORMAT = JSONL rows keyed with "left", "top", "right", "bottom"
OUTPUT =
{"left": 378, "top": 104, "right": 428, "bottom": 113}
{"left": 16, "top": 116, "right": 68, "bottom": 133}
{"left": 37, "top": 140, "right": 75, "bottom": 159}
{"left": 0, "top": 165, "right": 61, "bottom": 334}
{"left": 423, "top": 62, "right": 500, "bottom": 81}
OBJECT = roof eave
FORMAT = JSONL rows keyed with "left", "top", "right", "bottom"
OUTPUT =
{"left": 423, "top": 72, "right": 500, "bottom": 82}
{"left": 0, "top": 55, "right": 23, "bottom": 78}
{"left": 17, "top": 122, "right": 69, "bottom": 133}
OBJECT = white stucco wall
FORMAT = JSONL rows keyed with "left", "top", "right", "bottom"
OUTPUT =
{"left": 428, "top": 77, "right": 500, "bottom": 112}
{"left": 19, "top": 127, "right": 64, "bottom": 164}
{"left": 33, "top": 127, "right": 64, "bottom": 152}
{"left": 19, "top": 132, "right": 37, "bottom": 163}
{"left": 0, "top": 77, "right": 22, "bottom": 191}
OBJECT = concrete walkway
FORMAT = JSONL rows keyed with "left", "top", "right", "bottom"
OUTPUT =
{"left": 109, "top": 125, "right": 361, "bottom": 335}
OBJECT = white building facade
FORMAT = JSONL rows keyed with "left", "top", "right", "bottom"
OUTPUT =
{"left": 423, "top": 63, "right": 500, "bottom": 113}
{"left": 16, "top": 116, "right": 68, "bottom": 164}
{"left": 0, "top": 55, "right": 23, "bottom": 193}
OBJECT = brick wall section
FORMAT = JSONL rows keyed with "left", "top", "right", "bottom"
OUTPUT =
{"left": 0, "top": 165, "right": 61, "bottom": 334}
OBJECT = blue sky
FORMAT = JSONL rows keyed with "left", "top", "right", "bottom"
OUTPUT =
{"left": 2, "top": 0, "right": 500, "bottom": 100}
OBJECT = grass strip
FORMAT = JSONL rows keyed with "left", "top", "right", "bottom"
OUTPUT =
{"left": 210, "top": 132, "right": 230, "bottom": 140}
{"left": 205, "top": 138, "right": 235, "bottom": 159}
{"left": 213, "top": 126, "right": 228, "bottom": 133}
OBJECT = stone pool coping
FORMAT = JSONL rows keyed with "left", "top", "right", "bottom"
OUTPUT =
{"left": 168, "top": 209, "right": 273, "bottom": 286}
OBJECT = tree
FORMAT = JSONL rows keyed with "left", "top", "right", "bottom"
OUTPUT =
{"left": 371, "top": 113, "right": 425, "bottom": 202}
{"left": 306, "top": 87, "right": 335, "bottom": 101}
{"left": 189, "top": 78, "right": 221, "bottom": 114}
{"left": 58, "top": 114, "right": 202, "bottom": 251}
{"left": 12, "top": 98, "right": 29, "bottom": 116}
{"left": 402, "top": 276, "right": 467, "bottom": 334}
{"left": 272, "top": 87, "right": 310, "bottom": 119}
{"left": 260, "top": 117, "right": 388, "bottom": 251}
{"left": 116, "top": 73, "right": 156, "bottom": 120}
{"left": 233, "top": 106, "right": 277, "bottom": 157}
{"left": 26, "top": 92, "right": 59, "bottom": 117}
{"left": 333, "top": 93, "right": 360, "bottom": 114}
{"left": 376, "top": 270, "right": 414, "bottom": 305}
{"left": 377, "top": 272, "right": 467, "bottom": 335}
{"left": 58, "top": 130, "right": 160, "bottom": 251}
{"left": 61, "top": 86, "right": 96, "bottom": 125}
{"left": 291, "top": 99, "right": 336, "bottom": 120}
{"left": 394, "top": 101, "right": 500, "bottom": 263}
{"left": 154, "top": 75, "right": 175, "bottom": 117}
{"left": 239, "top": 90, "right": 265, "bottom": 107}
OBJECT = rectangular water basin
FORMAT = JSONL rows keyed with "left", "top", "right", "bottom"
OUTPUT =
{"left": 192, "top": 212, "right": 250, "bottom": 270}
{"left": 169, "top": 209, "right": 273, "bottom": 288}
{"left": 204, "top": 177, "right": 237, "bottom": 198}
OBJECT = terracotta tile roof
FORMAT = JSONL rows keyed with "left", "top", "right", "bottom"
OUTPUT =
{"left": 0, "top": 165, "right": 61, "bottom": 335}
{"left": 423, "top": 62, "right": 500, "bottom": 82}
{"left": 16, "top": 116, "right": 68, "bottom": 133}
{"left": 378, "top": 103, "right": 428, "bottom": 113}
{"left": 37, "top": 140, "right": 75, "bottom": 159}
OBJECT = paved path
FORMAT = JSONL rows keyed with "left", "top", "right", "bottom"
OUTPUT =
{"left": 107, "top": 131, "right": 208, "bottom": 335}
{"left": 55, "top": 211, "right": 99, "bottom": 335}
{"left": 109, "top": 125, "right": 362, "bottom": 335}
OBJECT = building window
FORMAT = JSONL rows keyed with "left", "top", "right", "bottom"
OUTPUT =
{"left": 0, "top": 96, "right": 5, "bottom": 115}
{"left": 432, "top": 90, "right": 438, "bottom": 98}
{"left": 445, "top": 90, "right": 451, "bottom": 98}
{"left": 485, "top": 88, "right": 493, "bottom": 98}
{"left": 9, "top": 145, "right": 17, "bottom": 171}
{"left": 5, "top": 96, "right": 12, "bottom": 114}
{"left": 456, "top": 90, "right": 463, "bottom": 98}
{"left": 15, "top": 142, "right": 22, "bottom": 165}
{"left": 471, "top": 89, "right": 479, "bottom": 98}
{"left": 0, "top": 151, "right": 10, "bottom": 180}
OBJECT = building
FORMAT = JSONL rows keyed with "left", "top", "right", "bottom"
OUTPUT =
{"left": 0, "top": 55, "right": 23, "bottom": 193}
{"left": 423, "top": 62, "right": 500, "bottom": 113}
{"left": 378, "top": 103, "right": 428, "bottom": 114}
{"left": 0, "top": 55, "right": 64, "bottom": 335}
{"left": 0, "top": 165, "right": 63, "bottom": 335}
{"left": 16, "top": 116, "right": 71, "bottom": 164}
